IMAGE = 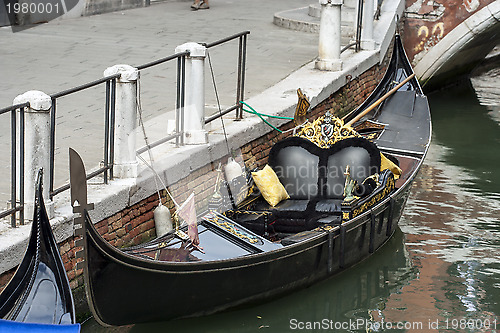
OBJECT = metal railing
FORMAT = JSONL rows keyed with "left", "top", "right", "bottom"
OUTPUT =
{"left": 340, "top": 0, "right": 364, "bottom": 53}
{"left": 1, "top": 31, "right": 249, "bottom": 228}
{"left": 204, "top": 31, "right": 249, "bottom": 123}
{"left": 341, "top": 0, "right": 384, "bottom": 54}
{"left": 135, "top": 30, "right": 249, "bottom": 152}
{"left": 375, "top": 0, "right": 384, "bottom": 20}
{"left": 49, "top": 75, "right": 120, "bottom": 198}
{"left": 135, "top": 51, "right": 188, "bottom": 154}
{"left": 0, "top": 103, "right": 26, "bottom": 227}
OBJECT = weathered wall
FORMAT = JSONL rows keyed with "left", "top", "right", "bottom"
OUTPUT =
{"left": 404, "top": 0, "right": 497, "bottom": 64}
{"left": 0, "top": 59, "right": 388, "bottom": 295}
{"left": 404, "top": 0, "right": 500, "bottom": 87}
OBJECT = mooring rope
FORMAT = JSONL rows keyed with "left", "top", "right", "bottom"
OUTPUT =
{"left": 239, "top": 101, "right": 295, "bottom": 134}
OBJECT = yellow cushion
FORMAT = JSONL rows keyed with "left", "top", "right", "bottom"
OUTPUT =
{"left": 380, "top": 153, "right": 402, "bottom": 180}
{"left": 252, "top": 165, "right": 290, "bottom": 207}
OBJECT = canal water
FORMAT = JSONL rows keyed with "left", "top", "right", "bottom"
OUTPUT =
{"left": 82, "top": 61, "right": 500, "bottom": 332}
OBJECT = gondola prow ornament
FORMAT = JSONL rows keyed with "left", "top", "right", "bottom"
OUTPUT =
{"left": 294, "top": 88, "right": 310, "bottom": 126}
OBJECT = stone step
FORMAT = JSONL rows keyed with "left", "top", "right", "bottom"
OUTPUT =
{"left": 308, "top": 2, "right": 358, "bottom": 20}
{"left": 273, "top": 3, "right": 357, "bottom": 40}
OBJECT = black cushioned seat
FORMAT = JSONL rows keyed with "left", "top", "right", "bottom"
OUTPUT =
{"left": 314, "top": 199, "right": 342, "bottom": 213}
{"left": 232, "top": 211, "right": 275, "bottom": 236}
{"left": 254, "top": 199, "right": 310, "bottom": 217}
{"left": 242, "top": 136, "right": 381, "bottom": 233}
{"left": 252, "top": 199, "right": 315, "bottom": 234}
{"left": 274, "top": 218, "right": 319, "bottom": 234}
{"left": 316, "top": 215, "right": 341, "bottom": 226}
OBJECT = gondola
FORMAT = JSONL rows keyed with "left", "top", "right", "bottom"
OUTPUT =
{"left": 70, "top": 34, "right": 431, "bottom": 326}
{"left": 0, "top": 171, "right": 80, "bottom": 332}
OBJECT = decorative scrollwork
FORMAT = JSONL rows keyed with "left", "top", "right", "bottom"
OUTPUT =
{"left": 351, "top": 175, "right": 395, "bottom": 219}
{"left": 203, "top": 213, "right": 261, "bottom": 244}
{"left": 295, "top": 111, "right": 359, "bottom": 148}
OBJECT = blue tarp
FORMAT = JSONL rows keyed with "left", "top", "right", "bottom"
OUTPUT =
{"left": 0, "top": 319, "right": 80, "bottom": 332}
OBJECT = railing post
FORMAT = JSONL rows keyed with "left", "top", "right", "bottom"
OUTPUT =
{"left": 103, "top": 65, "right": 139, "bottom": 179}
{"left": 13, "top": 91, "right": 54, "bottom": 220}
{"left": 361, "top": 0, "right": 376, "bottom": 50}
{"left": 316, "top": 0, "right": 343, "bottom": 71}
{"left": 174, "top": 43, "right": 208, "bottom": 145}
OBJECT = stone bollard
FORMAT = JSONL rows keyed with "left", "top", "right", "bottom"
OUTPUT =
{"left": 315, "top": 0, "right": 343, "bottom": 71}
{"left": 175, "top": 42, "right": 208, "bottom": 145}
{"left": 361, "top": 0, "right": 376, "bottom": 50}
{"left": 103, "top": 64, "right": 139, "bottom": 179}
{"left": 13, "top": 91, "right": 54, "bottom": 220}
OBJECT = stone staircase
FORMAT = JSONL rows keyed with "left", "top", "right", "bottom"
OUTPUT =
{"left": 273, "top": 0, "right": 359, "bottom": 44}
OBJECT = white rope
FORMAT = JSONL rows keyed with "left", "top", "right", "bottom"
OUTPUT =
{"left": 206, "top": 48, "right": 231, "bottom": 156}
{"left": 136, "top": 79, "right": 180, "bottom": 209}
{"left": 136, "top": 154, "right": 180, "bottom": 208}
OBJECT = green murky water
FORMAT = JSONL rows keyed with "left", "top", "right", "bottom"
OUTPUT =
{"left": 83, "top": 64, "right": 500, "bottom": 332}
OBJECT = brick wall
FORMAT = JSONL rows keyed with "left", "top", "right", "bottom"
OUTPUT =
{"left": 0, "top": 49, "right": 390, "bottom": 296}
{"left": 0, "top": 268, "right": 15, "bottom": 293}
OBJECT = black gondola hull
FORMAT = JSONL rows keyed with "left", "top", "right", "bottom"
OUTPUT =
{"left": 71, "top": 34, "right": 431, "bottom": 326}
{"left": 0, "top": 171, "right": 80, "bottom": 331}
{"left": 82, "top": 184, "right": 412, "bottom": 325}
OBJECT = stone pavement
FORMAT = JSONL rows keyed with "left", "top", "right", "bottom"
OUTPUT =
{"left": 0, "top": 0, "right": 322, "bottom": 217}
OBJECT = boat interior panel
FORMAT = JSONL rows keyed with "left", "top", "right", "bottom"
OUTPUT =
{"left": 388, "top": 154, "right": 421, "bottom": 188}
{"left": 375, "top": 93, "right": 431, "bottom": 154}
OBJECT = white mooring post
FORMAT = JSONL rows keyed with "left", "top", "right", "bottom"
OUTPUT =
{"left": 13, "top": 90, "right": 54, "bottom": 220}
{"left": 175, "top": 42, "right": 208, "bottom": 145}
{"left": 316, "top": 0, "right": 343, "bottom": 71}
{"left": 361, "top": 0, "right": 376, "bottom": 50}
{"left": 103, "top": 64, "right": 139, "bottom": 179}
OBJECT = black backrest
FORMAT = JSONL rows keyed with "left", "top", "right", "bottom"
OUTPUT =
{"left": 324, "top": 137, "right": 381, "bottom": 199}
{"left": 268, "top": 137, "right": 320, "bottom": 199}
{"left": 268, "top": 136, "right": 380, "bottom": 200}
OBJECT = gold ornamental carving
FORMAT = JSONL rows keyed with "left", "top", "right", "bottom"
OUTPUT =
{"left": 295, "top": 111, "right": 359, "bottom": 148}
{"left": 351, "top": 176, "right": 395, "bottom": 219}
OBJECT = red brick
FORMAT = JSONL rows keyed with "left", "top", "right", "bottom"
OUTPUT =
{"left": 145, "top": 200, "right": 157, "bottom": 213}
{"left": 67, "top": 270, "right": 76, "bottom": 281}
{"left": 111, "top": 220, "right": 122, "bottom": 232}
{"left": 59, "top": 242, "right": 71, "bottom": 255}
{"left": 97, "top": 223, "right": 108, "bottom": 235}
{"left": 0, "top": 268, "right": 16, "bottom": 292}
{"left": 129, "top": 227, "right": 140, "bottom": 240}
{"left": 114, "top": 239, "right": 125, "bottom": 248}
{"left": 64, "top": 261, "right": 74, "bottom": 272}
{"left": 116, "top": 227, "right": 126, "bottom": 238}
{"left": 67, "top": 248, "right": 76, "bottom": 259}
{"left": 104, "top": 231, "right": 116, "bottom": 242}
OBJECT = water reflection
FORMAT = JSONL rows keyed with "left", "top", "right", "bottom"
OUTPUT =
{"left": 393, "top": 158, "right": 500, "bottom": 329}
{"left": 428, "top": 77, "right": 500, "bottom": 199}
{"left": 384, "top": 68, "right": 500, "bottom": 331}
